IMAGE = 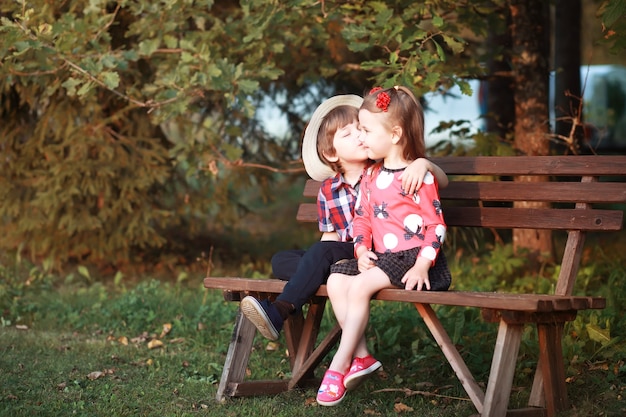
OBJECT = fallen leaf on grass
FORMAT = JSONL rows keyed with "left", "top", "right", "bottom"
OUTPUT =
{"left": 118, "top": 336, "right": 129, "bottom": 346}
{"left": 159, "top": 323, "right": 172, "bottom": 338}
{"left": 394, "top": 402, "right": 414, "bottom": 413}
{"left": 265, "top": 341, "right": 279, "bottom": 351}
{"left": 364, "top": 408, "right": 381, "bottom": 415}
{"left": 131, "top": 332, "right": 149, "bottom": 344}
{"left": 304, "top": 397, "right": 317, "bottom": 406}
{"left": 147, "top": 339, "right": 164, "bottom": 349}
{"left": 87, "top": 371, "right": 104, "bottom": 380}
{"left": 16, "top": 325, "right": 28, "bottom": 330}
{"left": 587, "top": 361, "right": 609, "bottom": 371}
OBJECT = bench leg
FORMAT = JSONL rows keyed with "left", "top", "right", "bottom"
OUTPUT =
{"left": 287, "top": 297, "right": 344, "bottom": 390}
{"left": 528, "top": 230, "right": 584, "bottom": 410}
{"left": 414, "top": 303, "right": 486, "bottom": 414}
{"left": 283, "top": 309, "right": 305, "bottom": 371}
{"left": 291, "top": 298, "right": 327, "bottom": 373}
{"left": 216, "top": 308, "right": 257, "bottom": 401}
{"left": 288, "top": 323, "right": 342, "bottom": 390}
{"left": 536, "top": 323, "right": 568, "bottom": 416}
{"left": 528, "top": 362, "right": 546, "bottom": 409}
{"left": 216, "top": 297, "right": 340, "bottom": 400}
{"left": 482, "top": 320, "right": 523, "bottom": 417}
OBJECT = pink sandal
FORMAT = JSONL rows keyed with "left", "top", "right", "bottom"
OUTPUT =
{"left": 316, "top": 370, "right": 346, "bottom": 406}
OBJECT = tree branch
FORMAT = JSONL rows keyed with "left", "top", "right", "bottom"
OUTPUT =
{"left": 13, "top": 17, "right": 184, "bottom": 111}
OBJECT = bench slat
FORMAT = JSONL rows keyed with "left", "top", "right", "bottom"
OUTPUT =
{"left": 303, "top": 156, "right": 626, "bottom": 198}
{"left": 430, "top": 155, "right": 626, "bottom": 176}
{"left": 203, "top": 277, "right": 606, "bottom": 312}
{"left": 443, "top": 207, "right": 624, "bottom": 231}
{"left": 303, "top": 180, "right": 321, "bottom": 198}
{"left": 306, "top": 179, "right": 626, "bottom": 203}
{"left": 298, "top": 203, "right": 624, "bottom": 231}
{"left": 296, "top": 203, "right": 317, "bottom": 223}
{"left": 440, "top": 181, "right": 626, "bottom": 203}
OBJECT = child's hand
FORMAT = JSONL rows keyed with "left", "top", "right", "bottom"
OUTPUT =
{"left": 357, "top": 250, "right": 377, "bottom": 273}
{"left": 400, "top": 158, "right": 429, "bottom": 195}
{"left": 401, "top": 257, "right": 432, "bottom": 291}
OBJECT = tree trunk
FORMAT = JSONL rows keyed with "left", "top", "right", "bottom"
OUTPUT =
{"left": 509, "top": 0, "right": 553, "bottom": 259}
{"left": 485, "top": 13, "right": 515, "bottom": 138}
{"left": 554, "top": 0, "right": 582, "bottom": 154}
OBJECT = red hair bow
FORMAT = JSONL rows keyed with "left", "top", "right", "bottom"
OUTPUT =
{"left": 376, "top": 92, "right": 391, "bottom": 112}
{"left": 369, "top": 87, "right": 390, "bottom": 112}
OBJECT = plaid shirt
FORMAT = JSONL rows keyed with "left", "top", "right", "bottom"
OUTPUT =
{"left": 317, "top": 173, "right": 361, "bottom": 242}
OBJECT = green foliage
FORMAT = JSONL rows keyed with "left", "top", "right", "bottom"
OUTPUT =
{"left": 1, "top": 240, "right": 625, "bottom": 416}
{"left": 0, "top": 0, "right": 490, "bottom": 268}
{"left": 339, "top": 1, "right": 487, "bottom": 94}
{"left": 0, "top": 0, "right": 621, "bottom": 270}
{"left": 0, "top": 1, "right": 303, "bottom": 266}
{"left": 599, "top": 0, "right": 626, "bottom": 53}
{"left": 0, "top": 254, "right": 56, "bottom": 326}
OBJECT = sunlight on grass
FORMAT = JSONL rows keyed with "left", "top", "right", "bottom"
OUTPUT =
{"left": 1, "top": 240, "right": 625, "bottom": 416}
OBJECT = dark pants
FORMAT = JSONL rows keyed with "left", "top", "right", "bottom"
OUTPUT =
{"left": 271, "top": 240, "right": 354, "bottom": 311}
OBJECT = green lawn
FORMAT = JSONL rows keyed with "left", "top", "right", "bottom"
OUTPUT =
{"left": 1, "top": 241, "right": 625, "bottom": 416}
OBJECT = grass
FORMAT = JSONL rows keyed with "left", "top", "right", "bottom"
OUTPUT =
{"left": 1, "top": 238, "right": 626, "bottom": 417}
{"left": 0, "top": 296, "right": 482, "bottom": 417}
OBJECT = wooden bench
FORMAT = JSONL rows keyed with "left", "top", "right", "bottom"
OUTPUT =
{"left": 203, "top": 155, "right": 626, "bottom": 417}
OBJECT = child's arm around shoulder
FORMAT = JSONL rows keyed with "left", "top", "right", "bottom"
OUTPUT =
{"left": 400, "top": 158, "right": 448, "bottom": 195}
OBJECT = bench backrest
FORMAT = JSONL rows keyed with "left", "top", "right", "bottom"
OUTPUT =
{"left": 296, "top": 156, "right": 626, "bottom": 296}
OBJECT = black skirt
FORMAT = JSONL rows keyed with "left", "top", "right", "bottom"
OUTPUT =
{"left": 329, "top": 248, "right": 451, "bottom": 291}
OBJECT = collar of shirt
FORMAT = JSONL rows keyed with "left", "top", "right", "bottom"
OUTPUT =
{"left": 331, "top": 172, "right": 362, "bottom": 194}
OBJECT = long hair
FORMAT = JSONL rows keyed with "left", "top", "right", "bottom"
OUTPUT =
{"left": 361, "top": 86, "right": 425, "bottom": 161}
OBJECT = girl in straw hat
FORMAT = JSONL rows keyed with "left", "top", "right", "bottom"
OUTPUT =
{"left": 316, "top": 87, "right": 451, "bottom": 406}
{"left": 241, "top": 94, "right": 447, "bottom": 345}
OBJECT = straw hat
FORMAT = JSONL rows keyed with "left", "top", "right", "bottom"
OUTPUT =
{"left": 302, "top": 94, "right": 363, "bottom": 181}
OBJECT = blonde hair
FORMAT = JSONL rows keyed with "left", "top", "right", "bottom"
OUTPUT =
{"left": 361, "top": 86, "right": 425, "bottom": 161}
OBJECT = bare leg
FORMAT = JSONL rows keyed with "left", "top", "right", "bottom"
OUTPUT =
{"left": 327, "top": 273, "right": 371, "bottom": 364}
{"left": 327, "top": 268, "right": 392, "bottom": 373}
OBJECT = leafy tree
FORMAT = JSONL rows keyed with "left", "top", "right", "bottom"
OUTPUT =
{"left": 0, "top": 0, "right": 480, "bottom": 267}
{"left": 1, "top": 0, "right": 620, "bottom": 269}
